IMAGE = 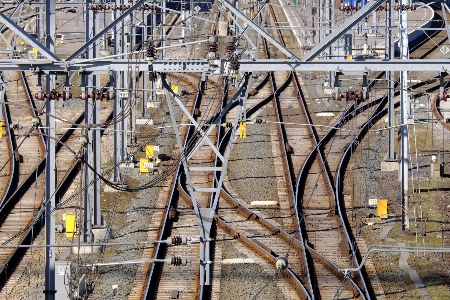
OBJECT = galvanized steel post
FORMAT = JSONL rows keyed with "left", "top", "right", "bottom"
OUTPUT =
{"left": 386, "top": 0, "right": 396, "bottom": 162}
{"left": 400, "top": 0, "right": 410, "bottom": 230}
{"left": 44, "top": 0, "right": 56, "bottom": 298}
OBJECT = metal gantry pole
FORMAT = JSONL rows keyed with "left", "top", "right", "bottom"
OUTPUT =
{"left": 162, "top": 0, "right": 166, "bottom": 58}
{"left": 113, "top": 1, "right": 120, "bottom": 182}
{"left": 84, "top": 0, "right": 94, "bottom": 242}
{"left": 44, "top": 0, "right": 56, "bottom": 298}
{"left": 93, "top": 2, "right": 102, "bottom": 227}
{"left": 121, "top": 0, "right": 129, "bottom": 162}
{"left": 386, "top": 0, "right": 396, "bottom": 161}
{"left": 400, "top": 0, "right": 410, "bottom": 230}
{"left": 142, "top": 10, "right": 148, "bottom": 117}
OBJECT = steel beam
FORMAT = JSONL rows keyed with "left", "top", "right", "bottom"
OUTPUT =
{"left": 303, "top": 0, "right": 385, "bottom": 61}
{"left": 4, "top": 59, "right": 450, "bottom": 73}
{"left": 220, "top": 0, "right": 299, "bottom": 60}
{"left": 0, "top": 11, "right": 60, "bottom": 61}
{"left": 65, "top": 0, "right": 146, "bottom": 61}
{"left": 162, "top": 73, "right": 206, "bottom": 292}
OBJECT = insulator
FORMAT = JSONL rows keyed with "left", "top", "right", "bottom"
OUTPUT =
{"left": 10, "top": 124, "right": 23, "bottom": 130}
{"left": 106, "top": 90, "right": 115, "bottom": 100}
{"left": 226, "top": 36, "right": 236, "bottom": 53}
{"left": 31, "top": 117, "right": 41, "bottom": 127}
{"left": 34, "top": 91, "right": 45, "bottom": 100}
{"left": 194, "top": 108, "right": 201, "bottom": 117}
{"left": 254, "top": 118, "right": 266, "bottom": 124}
{"left": 79, "top": 91, "right": 88, "bottom": 100}
{"left": 166, "top": 236, "right": 187, "bottom": 246}
{"left": 167, "top": 256, "right": 187, "bottom": 266}
{"left": 79, "top": 135, "right": 89, "bottom": 146}
{"left": 146, "top": 44, "right": 156, "bottom": 61}
{"left": 207, "top": 36, "right": 218, "bottom": 60}
{"left": 438, "top": 91, "right": 448, "bottom": 101}
{"left": 446, "top": 118, "right": 450, "bottom": 123}
{"left": 226, "top": 122, "right": 232, "bottom": 128}
{"left": 275, "top": 257, "right": 288, "bottom": 270}
{"left": 63, "top": 90, "right": 72, "bottom": 101}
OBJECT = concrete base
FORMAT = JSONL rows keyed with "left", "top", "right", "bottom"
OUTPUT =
{"left": 381, "top": 161, "right": 399, "bottom": 171}
{"left": 92, "top": 226, "right": 112, "bottom": 240}
{"left": 430, "top": 162, "right": 442, "bottom": 178}
{"left": 136, "top": 118, "right": 153, "bottom": 125}
{"left": 323, "top": 82, "right": 333, "bottom": 94}
{"left": 71, "top": 245, "right": 103, "bottom": 255}
{"left": 119, "top": 162, "right": 134, "bottom": 169}
{"left": 147, "top": 101, "right": 161, "bottom": 108}
{"left": 104, "top": 184, "right": 129, "bottom": 192}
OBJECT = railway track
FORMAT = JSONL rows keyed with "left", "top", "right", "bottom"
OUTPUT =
{"left": 142, "top": 73, "right": 226, "bottom": 299}
{"left": 0, "top": 72, "right": 115, "bottom": 297}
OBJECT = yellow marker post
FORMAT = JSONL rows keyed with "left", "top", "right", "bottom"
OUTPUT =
{"left": 171, "top": 84, "right": 178, "bottom": 93}
{"left": 0, "top": 121, "right": 2, "bottom": 138}
{"left": 65, "top": 214, "right": 76, "bottom": 237}
{"left": 140, "top": 158, "right": 149, "bottom": 173}
{"left": 32, "top": 48, "right": 38, "bottom": 57}
{"left": 249, "top": 11, "right": 253, "bottom": 19}
{"left": 145, "top": 145, "right": 154, "bottom": 158}
{"left": 239, "top": 122, "right": 247, "bottom": 138}
{"left": 377, "top": 199, "right": 388, "bottom": 218}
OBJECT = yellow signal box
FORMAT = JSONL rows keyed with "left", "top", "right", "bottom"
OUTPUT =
{"left": 140, "top": 158, "right": 149, "bottom": 173}
{"left": 171, "top": 84, "right": 179, "bottom": 93}
{"left": 377, "top": 199, "right": 388, "bottom": 218}
{"left": 239, "top": 122, "right": 247, "bottom": 138}
{"left": 65, "top": 214, "right": 76, "bottom": 237}
{"left": 145, "top": 145, "right": 154, "bottom": 158}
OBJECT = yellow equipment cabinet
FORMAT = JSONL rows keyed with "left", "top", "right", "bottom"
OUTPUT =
{"left": 65, "top": 214, "right": 76, "bottom": 237}
{"left": 377, "top": 199, "right": 388, "bottom": 219}
{"left": 140, "top": 158, "right": 149, "bottom": 173}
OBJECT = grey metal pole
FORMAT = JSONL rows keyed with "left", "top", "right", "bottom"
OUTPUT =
{"left": 142, "top": 10, "right": 147, "bottom": 117}
{"left": 129, "top": 6, "right": 136, "bottom": 146}
{"left": 162, "top": 0, "right": 166, "bottom": 58}
{"left": 113, "top": 0, "right": 120, "bottom": 182}
{"left": 93, "top": 2, "right": 101, "bottom": 226}
{"left": 152, "top": 10, "right": 157, "bottom": 103}
{"left": 44, "top": 0, "right": 56, "bottom": 298}
{"left": 400, "top": 0, "right": 409, "bottom": 230}
{"left": 386, "top": 0, "right": 396, "bottom": 161}
{"left": 84, "top": 88, "right": 93, "bottom": 242}
{"left": 114, "top": 72, "right": 120, "bottom": 182}
{"left": 121, "top": 0, "right": 129, "bottom": 162}
{"left": 84, "top": 0, "right": 94, "bottom": 242}
{"left": 0, "top": 79, "right": 4, "bottom": 122}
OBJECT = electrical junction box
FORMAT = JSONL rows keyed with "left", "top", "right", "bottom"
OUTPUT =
{"left": 377, "top": 199, "right": 388, "bottom": 219}
{"left": 55, "top": 261, "right": 71, "bottom": 300}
